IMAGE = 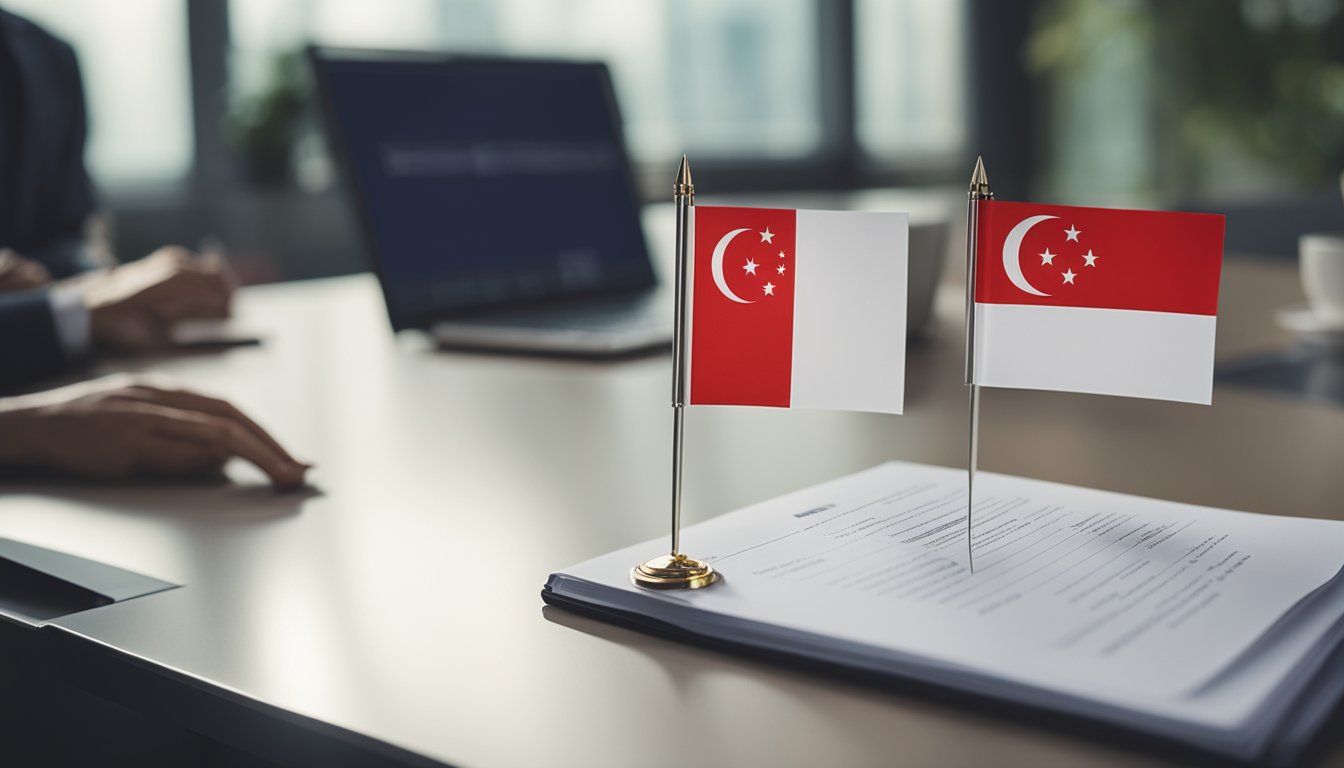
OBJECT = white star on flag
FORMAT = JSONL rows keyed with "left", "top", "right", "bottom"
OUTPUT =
{"left": 1040, "top": 248, "right": 1055, "bottom": 265}
{"left": 743, "top": 259, "right": 758, "bottom": 275}
{"left": 763, "top": 282, "right": 775, "bottom": 296}
{"left": 778, "top": 250, "right": 786, "bottom": 258}
{"left": 1062, "top": 268, "right": 1077, "bottom": 284}
{"left": 1064, "top": 225, "right": 1081, "bottom": 242}
{"left": 1083, "top": 249, "right": 1098, "bottom": 267}
{"left": 760, "top": 228, "right": 775, "bottom": 244}
{"left": 777, "top": 264, "right": 786, "bottom": 274}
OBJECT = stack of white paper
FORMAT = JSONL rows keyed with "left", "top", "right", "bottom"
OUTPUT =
{"left": 544, "top": 462, "right": 1344, "bottom": 762}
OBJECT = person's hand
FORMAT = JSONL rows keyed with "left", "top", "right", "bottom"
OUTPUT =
{"left": 81, "top": 246, "right": 235, "bottom": 351}
{"left": 0, "top": 249, "right": 53, "bottom": 292}
{"left": 0, "top": 377, "right": 310, "bottom": 489}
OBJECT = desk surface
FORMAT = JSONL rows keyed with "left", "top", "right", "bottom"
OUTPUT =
{"left": 3, "top": 229, "right": 1344, "bottom": 766}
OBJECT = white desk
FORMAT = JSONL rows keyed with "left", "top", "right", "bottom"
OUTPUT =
{"left": 3, "top": 235, "right": 1343, "bottom": 766}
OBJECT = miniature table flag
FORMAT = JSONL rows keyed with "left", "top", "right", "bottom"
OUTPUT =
{"left": 687, "top": 205, "right": 907, "bottom": 415}
{"left": 972, "top": 200, "right": 1225, "bottom": 404}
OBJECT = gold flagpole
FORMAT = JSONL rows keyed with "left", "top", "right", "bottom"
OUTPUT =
{"left": 965, "top": 156, "right": 993, "bottom": 574}
{"left": 632, "top": 155, "right": 717, "bottom": 590}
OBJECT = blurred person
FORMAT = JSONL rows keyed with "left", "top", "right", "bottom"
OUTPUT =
{"left": 0, "top": 9, "right": 308, "bottom": 487}
{"left": 1, "top": 9, "right": 234, "bottom": 386}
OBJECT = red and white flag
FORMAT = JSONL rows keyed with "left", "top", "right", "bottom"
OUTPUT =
{"left": 687, "top": 205, "right": 907, "bottom": 415}
{"left": 973, "top": 200, "right": 1225, "bottom": 404}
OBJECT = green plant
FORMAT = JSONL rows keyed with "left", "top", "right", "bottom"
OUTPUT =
{"left": 225, "top": 49, "right": 308, "bottom": 186}
{"left": 1030, "top": 0, "right": 1344, "bottom": 197}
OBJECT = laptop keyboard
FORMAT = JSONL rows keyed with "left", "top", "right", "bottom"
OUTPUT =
{"left": 467, "top": 294, "right": 670, "bottom": 333}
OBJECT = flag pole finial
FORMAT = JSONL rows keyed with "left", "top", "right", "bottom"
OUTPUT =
{"left": 632, "top": 156, "right": 717, "bottom": 590}
{"left": 675, "top": 154, "right": 694, "bottom": 197}
{"left": 970, "top": 156, "right": 990, "bottom": 195}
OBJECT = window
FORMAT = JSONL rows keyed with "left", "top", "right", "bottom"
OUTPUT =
{"left": 230, "top": 0, "right": 822, "bottom": 165}
{"left": 4, "top": 0, "right": 972, "bottom": 212}
{"left": 4, "top": 0, "right": 194, "bottom": 185}
{"left": 855, "top": 0, "right": 967, "bottom": 165}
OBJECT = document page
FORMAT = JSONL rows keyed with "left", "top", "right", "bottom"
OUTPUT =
{"left": 559, "top": 463, "right": 1344, "bottom": 701}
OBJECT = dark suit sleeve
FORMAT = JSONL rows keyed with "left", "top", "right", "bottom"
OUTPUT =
{"left": 0, "top": 291, "right": 71, "bottom": 387}
{"left": 20, "top": 32, "right": 98, "bottom": 278}
{"left": 12, "top": 27, "right": 97, "bottom": 279}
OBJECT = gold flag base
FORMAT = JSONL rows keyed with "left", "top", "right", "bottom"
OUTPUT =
{"left": 631, "top": 554, "right": 718, "bottom": 590}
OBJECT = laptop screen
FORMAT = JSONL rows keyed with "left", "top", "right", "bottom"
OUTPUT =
{"left": 313, "top": 51, "right": 656, "bottom": 329}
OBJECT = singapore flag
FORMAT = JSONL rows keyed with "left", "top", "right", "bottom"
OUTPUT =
{"left": 687, "top": 206, "right": 908, "bottom": 414}
{"left": 973, "top": 200, "right": 1225, "bottom": 404}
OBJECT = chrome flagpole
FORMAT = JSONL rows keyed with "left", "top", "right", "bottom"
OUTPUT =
{"left": 965, "top": 156, "right": 993, "bottom": 574}
{"left": 631, "top": 155, "right": 717, "bottom": 590}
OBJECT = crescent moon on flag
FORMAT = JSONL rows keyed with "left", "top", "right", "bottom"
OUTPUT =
{"left": 711, "top": 227, "right": 754, "bottom": 304}
{"left": 1001, "top": 215, "right": 1056, "bottom": 297}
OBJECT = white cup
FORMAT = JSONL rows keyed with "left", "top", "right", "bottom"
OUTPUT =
{"left": 1300, "top": 233, "right": 1344, "bottom": 325}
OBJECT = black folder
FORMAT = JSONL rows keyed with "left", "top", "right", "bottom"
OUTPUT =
{"left": 0, "top": 538, "right": 177, "bottom": 625}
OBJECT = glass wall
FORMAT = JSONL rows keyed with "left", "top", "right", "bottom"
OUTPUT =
{"left": 7, "top": 0, "right": 970, "bottom": 189}
{"left": 4, "top": 1, "right": 972, "bottom": 278}
{"left": 231, "top": 0, "right": 823, "bottom": 165}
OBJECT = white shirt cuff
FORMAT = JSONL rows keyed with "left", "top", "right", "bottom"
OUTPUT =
{"left": 47, "top": 285, "right": 92, "bottom": 359}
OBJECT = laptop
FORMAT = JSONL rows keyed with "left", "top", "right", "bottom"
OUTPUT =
{"left": 310, "top": 48, "right": 671, "bottom": 355}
